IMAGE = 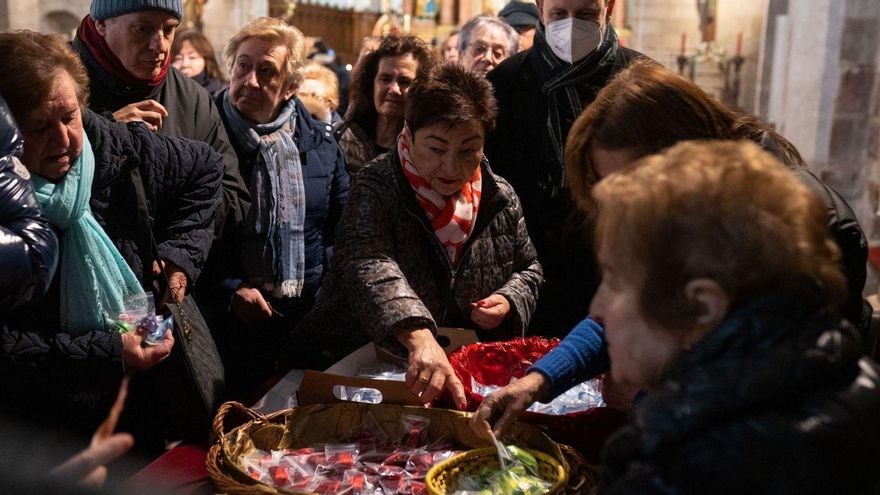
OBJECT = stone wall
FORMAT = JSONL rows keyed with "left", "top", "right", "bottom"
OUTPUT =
{"left": 622, "top": 0, "right": 766, "bottom": 112}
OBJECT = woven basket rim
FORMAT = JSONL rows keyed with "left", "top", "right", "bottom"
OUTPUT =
{"left": 425, "top": 446, "right": 567, "bottom": 495}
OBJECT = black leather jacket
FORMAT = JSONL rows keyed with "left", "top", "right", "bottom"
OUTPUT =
{"left": 0, "top": 95, "right": 57, "bottom": 310}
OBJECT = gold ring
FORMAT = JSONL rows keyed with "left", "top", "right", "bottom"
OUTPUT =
{"left": 418, "top": 375, "right": 430, "bottom": 384}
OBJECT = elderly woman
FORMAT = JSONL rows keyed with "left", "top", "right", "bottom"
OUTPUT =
{"left": 478, "top": 141, "right": 880, "bottom": 492}
{"left": 336, "top": 35, "right": 435, "bottom": 174}
{"left": 457, "top": 16, "right": 519, "bottom": 77}
{"left": 473, "top": 59, "right": 871, "bottom": 432}
{"left": 290, "top": 64, "right": 543, "bottom": 406}
{"left": 172, "top": 29, "right": 228, "bottom": 97}
{"left": 208, "top": 17, "right": 349, "bottom": 397}
{"left": 0, "top": 31, "right": 223, "bottom": 442}
{"left": 297, "top": 62, "right": 341, "bottom": 125}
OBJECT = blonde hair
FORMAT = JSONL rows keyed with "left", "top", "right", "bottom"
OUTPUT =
{"left": 224, "top": 17, "right": 305, "bottom": 90}
{"left": 301, "top": 62, "right": 339, "bottom": 111}
{"left": 593, "top": 140, "right": 846, "bottom": 328}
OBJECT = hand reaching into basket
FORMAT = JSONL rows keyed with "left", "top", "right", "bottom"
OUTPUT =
{"left": 50, "top": 377, "right": 134, "bottom": 488}
{"left": 471, "top": 371, "right": 551, "bottom": 439}
{"left": 397, "top": 328, "right": 468, "bottom": 408}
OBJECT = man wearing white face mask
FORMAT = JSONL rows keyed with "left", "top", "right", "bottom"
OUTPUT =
{"left": 485, "top": 0, "right": 644, "bottom": 338}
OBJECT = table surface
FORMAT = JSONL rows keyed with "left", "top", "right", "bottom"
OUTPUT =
{"left": 123, "top": 443, "right": 212, "bottom": 495}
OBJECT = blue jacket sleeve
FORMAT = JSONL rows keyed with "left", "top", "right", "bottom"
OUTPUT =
{"left": 528, "top": 316, "right": 610, "bottom": 399}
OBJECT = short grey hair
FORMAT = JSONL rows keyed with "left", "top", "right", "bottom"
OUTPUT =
{"left": 457, "top": 16, "right": 519, "bottom": 58}
{"left": 224, "top": 17, "right": 306, "bottom": 89}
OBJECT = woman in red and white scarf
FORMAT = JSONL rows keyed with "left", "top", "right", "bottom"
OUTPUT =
{"left": 290, "top": 64, "right": 542, "bottom": 408}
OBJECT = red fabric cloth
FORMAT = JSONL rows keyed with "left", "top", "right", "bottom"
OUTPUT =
{"left": 398, "top": 129, "right": 481, "bottom": 267}
{"left": 78, "top": 15, "right": 169, "bottom": 87}
{"left": 124, "top": 443, "right": 212, "bottom": 495}
{"left": 447, "top": 338, "right": 627, "bottom": 464}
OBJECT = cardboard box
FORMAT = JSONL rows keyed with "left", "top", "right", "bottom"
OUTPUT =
{"left": 297, "top": 327, "right": 478, "bottom": 407}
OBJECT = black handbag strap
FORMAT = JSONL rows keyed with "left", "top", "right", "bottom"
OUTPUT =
{"left": 127, "top": 161, "right": 194, "bottom": 341}
{"left": 126, "top": 160, "right": 168, "bottom": 288}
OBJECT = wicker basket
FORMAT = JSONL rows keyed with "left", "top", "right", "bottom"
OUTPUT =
{"left": 206, "top": 401, "right": 290, "bottom": 495}
{"left": 206, "top": 401, "right": 593, "bottom": 494}
{"left": 426, "top": 447, "right": 567, "bottom": 495}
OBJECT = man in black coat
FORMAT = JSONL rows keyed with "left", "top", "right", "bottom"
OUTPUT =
{"left": 485, "top": 0, "right": 641, "bottom": 337}
{"left": 70, "top": 0, "right": 250, "bottom": 252}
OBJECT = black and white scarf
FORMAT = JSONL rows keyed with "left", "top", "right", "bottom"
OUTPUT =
{"left": 532, "top": 23, "right": 620, "bottom": 197}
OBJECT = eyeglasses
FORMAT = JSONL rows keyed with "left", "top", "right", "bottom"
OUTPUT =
{"left": 297, "top": 90, "right": 331, "bottom": 105}
{"left": 467, "top": 41, "right": 508, "bottom": 60}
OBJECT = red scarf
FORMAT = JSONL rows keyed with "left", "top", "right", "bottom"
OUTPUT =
{"left": 77, "top": 15, "right": 169, "bottom": 87}
{"left": 399, "top": 129, "right": 482, "bottom": 267}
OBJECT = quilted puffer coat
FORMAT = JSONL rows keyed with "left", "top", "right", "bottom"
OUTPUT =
{"left": 1, "top": 110, "right": 222, "bottom": 436}
{"left": 0, "top": 95, "right": 57, "bottom": 310}
{"left": 288, "top": 150, "right": 543, "bottom": 367}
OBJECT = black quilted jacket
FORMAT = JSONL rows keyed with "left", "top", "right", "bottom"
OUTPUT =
{"left": 600, "top": 293, "right": 880, "bottom": 494}
{"left": 1, "top": 111, "right": 222, "bottom": 434}
{"left": 288, "top": 150, "right": 543, "bottom": 366}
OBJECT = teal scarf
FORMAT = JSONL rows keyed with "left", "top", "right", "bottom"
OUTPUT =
{"left": 32, "top": 133, "right": 145, "bottom": 334}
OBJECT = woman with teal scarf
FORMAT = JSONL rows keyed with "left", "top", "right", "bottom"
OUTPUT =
{"left": 0, "top": 31, "right": 223, "bottom": 443}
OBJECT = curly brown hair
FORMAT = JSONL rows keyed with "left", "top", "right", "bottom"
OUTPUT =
{"left": 345, "top": 34, "right": 436, "bottom": 139}
{"left": 0, "top": 30, "right": 90, "bottom": 128}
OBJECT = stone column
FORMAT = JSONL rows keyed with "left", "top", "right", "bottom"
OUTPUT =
{"left": 440, "top": 0, "right": 454, "bottom": 25}
{"left": 774, "top": 0, "right": 880, "bottom": 230}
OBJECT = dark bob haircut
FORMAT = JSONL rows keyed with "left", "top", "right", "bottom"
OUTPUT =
{"left": 404, "top": 63, "right": 497, "bottom": 135}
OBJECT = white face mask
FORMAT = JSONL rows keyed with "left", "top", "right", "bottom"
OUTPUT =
{"left": 545, "top": 17, "right": 603, "bottom": 64}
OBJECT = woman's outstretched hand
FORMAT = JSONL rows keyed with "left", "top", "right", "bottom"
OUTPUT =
{"left": 397, "top": 328, "right": 467, "bottom": 408}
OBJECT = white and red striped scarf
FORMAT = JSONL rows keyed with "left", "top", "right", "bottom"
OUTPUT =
{"left": 398, "top": 129, "right": 482, "bottom": 266}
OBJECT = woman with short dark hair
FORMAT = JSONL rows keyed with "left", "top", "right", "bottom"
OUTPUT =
{"left": 336, "top": 34, "right": 435, "bottom": 173}
{"left": 289, "top": 64, "right": 543, "bottom": 405}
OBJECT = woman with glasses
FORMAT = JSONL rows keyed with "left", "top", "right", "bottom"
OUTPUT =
{"left": 212, "top": 17, "right": 350, "bottom": 398}
{"left": 458, "top": 16, "right": 519, "bottom": 77}
{"left": 336, "top": 35, "right": 435, "bottom": 174}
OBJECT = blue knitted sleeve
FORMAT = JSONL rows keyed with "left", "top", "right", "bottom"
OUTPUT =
{"left": 528, "top": 317, "right": 610, "bottom": 400}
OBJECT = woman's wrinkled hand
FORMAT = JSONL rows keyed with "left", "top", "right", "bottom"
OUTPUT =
{"left": 230, "top": 282, "right": 273, "bottom": 323}
{"left": 153, "top": 259, "right": 187, "bottom": 306}
{"left": 51, "top": 378, "right": 134, "bottom": 488}
{"left": 121, "top": 326, "right": 174, "bottom": 372}
{"left": 112, "top": 99, "right": 168, "bottom": 132}
{"left": 469, "top": 293, "right": 511, "bottom": 330}
{"left": 397, "top": 328, "right": 467, "bottom": 407}
{"left": 470, "top": 371, "right": 549, "bottom": 440}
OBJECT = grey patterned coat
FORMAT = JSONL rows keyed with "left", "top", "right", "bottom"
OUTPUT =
{"left": 290, "top": 150, "right": 543, "bottom": 365}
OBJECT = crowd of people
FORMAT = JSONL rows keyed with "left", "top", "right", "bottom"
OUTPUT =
{"left": 1, "top": 0, "right": 879, "bottom": 492}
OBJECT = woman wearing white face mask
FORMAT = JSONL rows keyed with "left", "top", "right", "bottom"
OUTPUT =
{"left": 484, "top": 0, "right": 645, "bottom": 339}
